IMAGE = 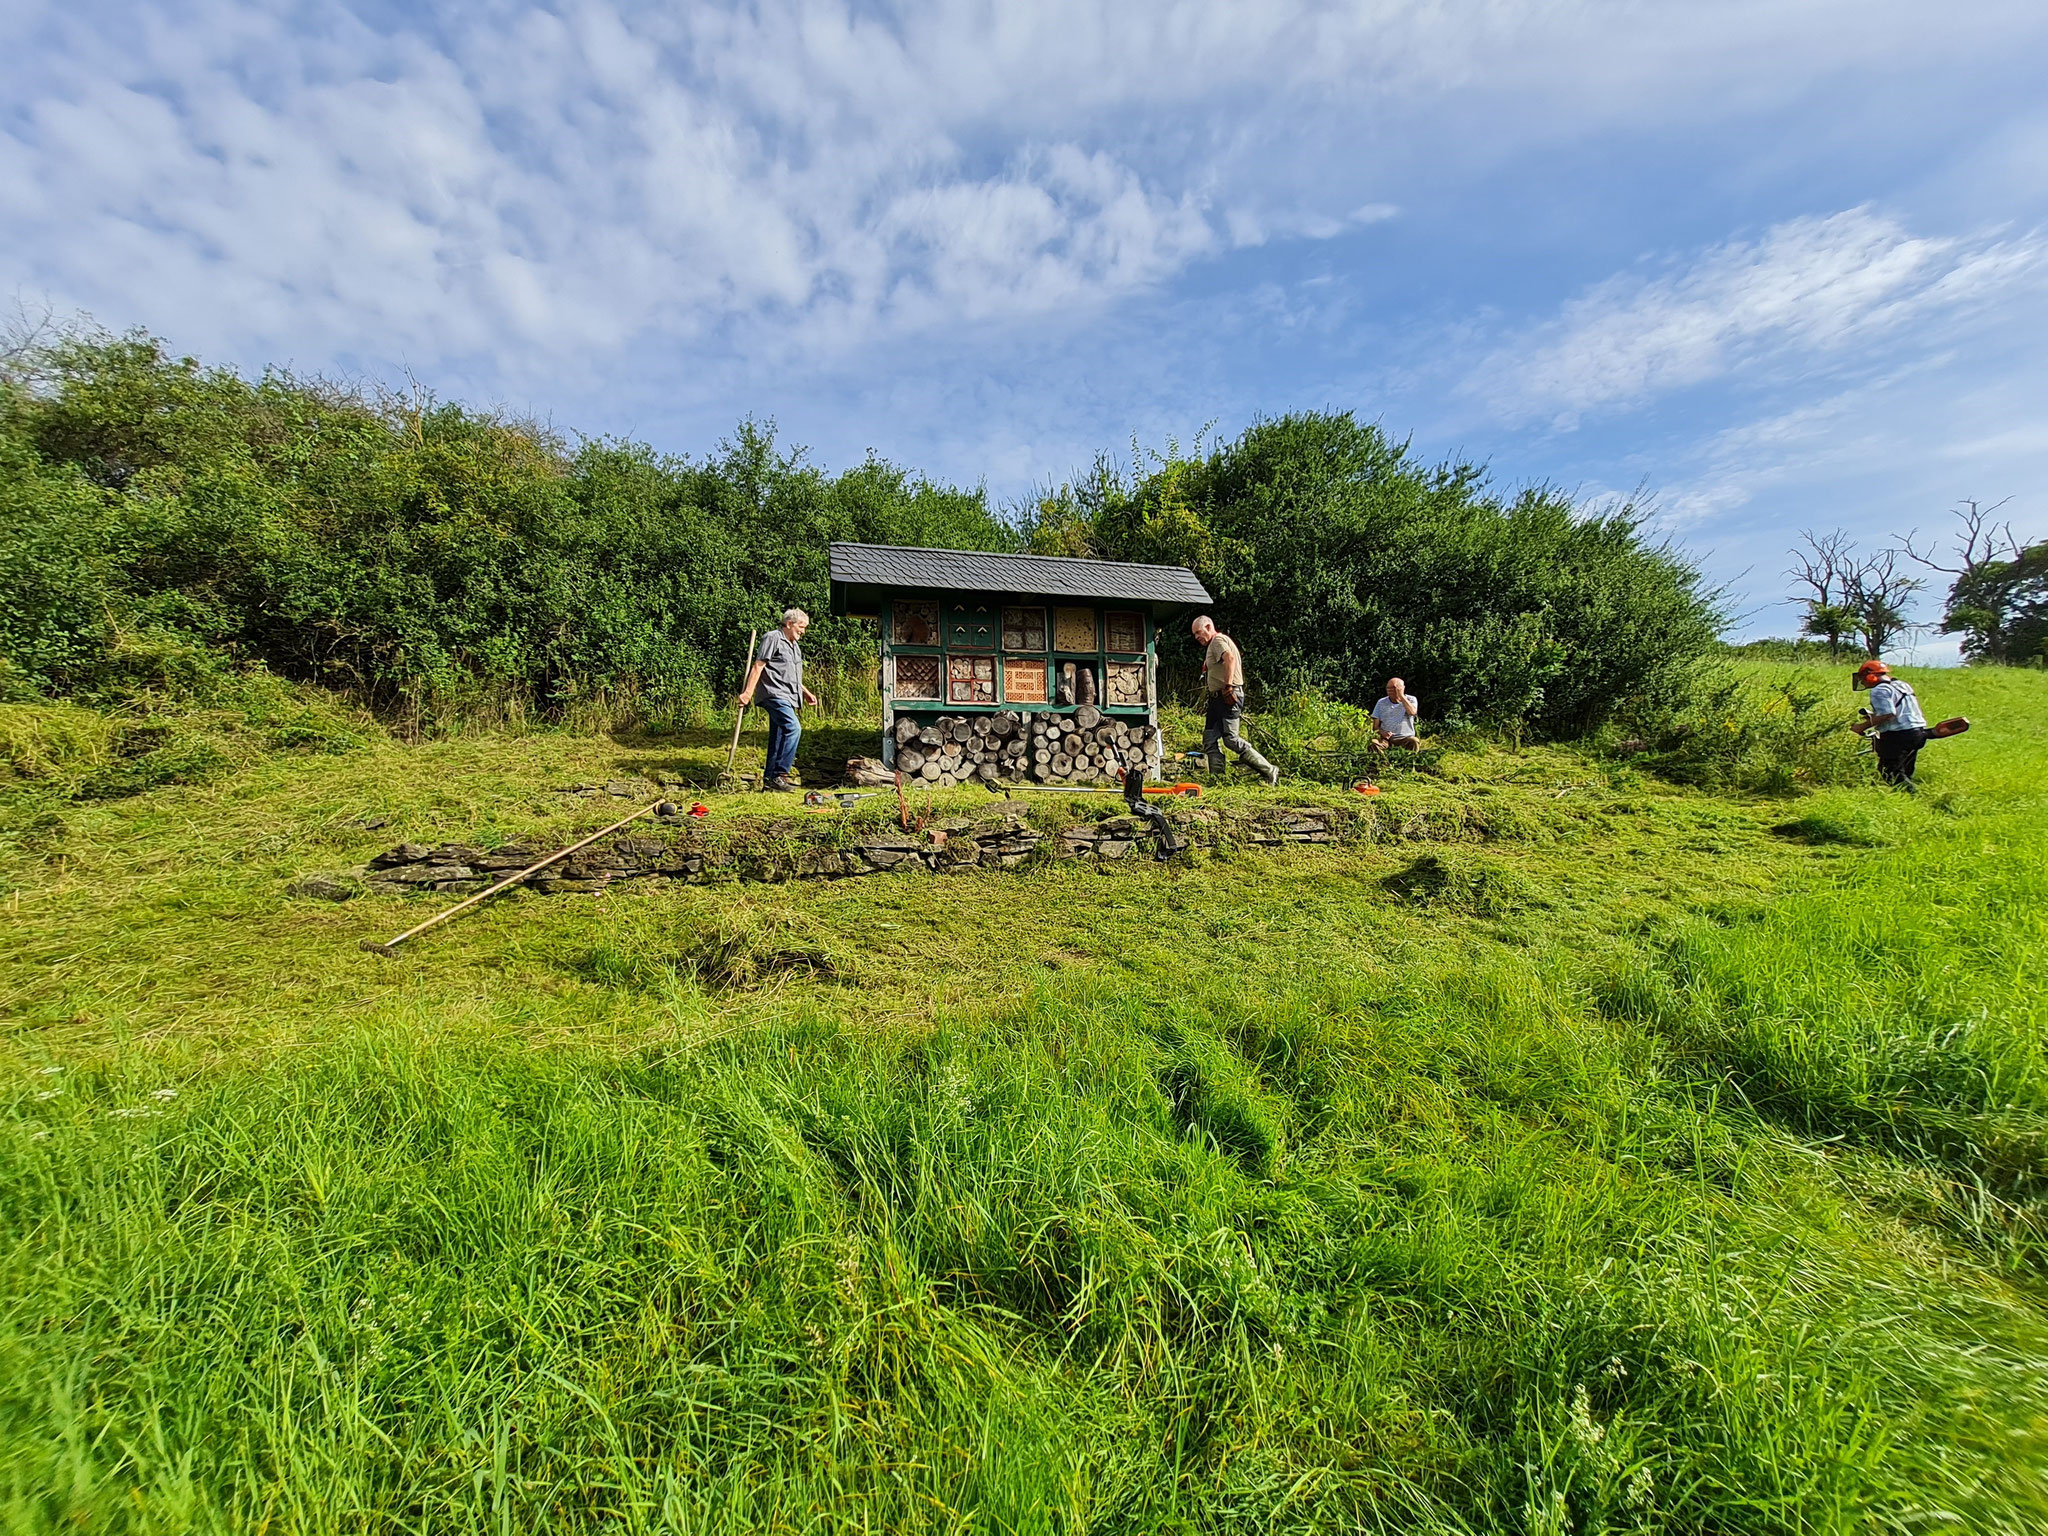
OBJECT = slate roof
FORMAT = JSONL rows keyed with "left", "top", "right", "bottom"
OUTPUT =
{"left": 829, "top": 542, "right": 1211, "bottom": 606}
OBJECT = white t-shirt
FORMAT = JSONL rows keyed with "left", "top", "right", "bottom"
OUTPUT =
{"left": 1867, "top": 678, "right": 1925, "bottom": 732}
{"left": 1372, "top": 695, "right": 1419, "bottom": 738}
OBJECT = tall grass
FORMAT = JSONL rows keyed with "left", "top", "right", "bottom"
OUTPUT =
{"left": 8, "top": 978, "right": 2045, "bottom": 1533}
{"left": 1, "top": 660, "right": 2045, "bottom": 1531}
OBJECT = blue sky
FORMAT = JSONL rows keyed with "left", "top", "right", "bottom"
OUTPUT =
{"left": 6, "top": 2, "right": 2047, "bottom": 650}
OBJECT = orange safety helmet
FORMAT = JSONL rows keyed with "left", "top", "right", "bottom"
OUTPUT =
{"left": 1852, "top": 659, "right": 1891, "bottom": 688}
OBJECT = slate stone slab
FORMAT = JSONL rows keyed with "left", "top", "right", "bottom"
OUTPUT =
{"left": 288, "top": 874, "right": 360, "bottom": 901}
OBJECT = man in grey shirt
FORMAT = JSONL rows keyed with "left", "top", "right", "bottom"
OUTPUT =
{"left": 1370, "top": 678, "right": 1420, "bottom": 752}
{"left": 737, "top": 609, "right": 820, "bottom": 791}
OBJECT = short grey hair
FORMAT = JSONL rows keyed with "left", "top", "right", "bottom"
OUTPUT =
{"left": 782, "top": 608, "right": 810, "bottom": 626}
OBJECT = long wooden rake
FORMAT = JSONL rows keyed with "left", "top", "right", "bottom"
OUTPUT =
{"left": 360, "top": 799, "right": 667, "bottom": 957}
{"left": 716, "top": 629, "right": 760, "bottom": 790}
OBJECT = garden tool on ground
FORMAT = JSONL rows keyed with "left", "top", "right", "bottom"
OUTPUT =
{"left": 361, "top": 799, "right": 668, "bottom": 957}
{"left": 804, "top": 789, "right": 888, "bottom": 808}
{"left": 1120, "top": 767, "right": 1185, "bottom": 860}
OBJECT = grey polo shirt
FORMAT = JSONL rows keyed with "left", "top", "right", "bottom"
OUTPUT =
{"left": 755, "top": 628, "right": 804, "bottom": 703}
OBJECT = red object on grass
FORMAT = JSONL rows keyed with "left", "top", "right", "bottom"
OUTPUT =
{"left": 1353, "top": 783, "right": 1381, "bottom": 796}
{"left": 688, "top": 803, "right": 710, "bottom": 818}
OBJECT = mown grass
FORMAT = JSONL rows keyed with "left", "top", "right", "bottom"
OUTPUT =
{"left": 2, "top": 663, "right": 2045, "bottom": 1532}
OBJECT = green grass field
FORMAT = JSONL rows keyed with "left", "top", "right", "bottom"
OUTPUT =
{"left": 2, "top": 662, "right": 2044, "bottom": 1533}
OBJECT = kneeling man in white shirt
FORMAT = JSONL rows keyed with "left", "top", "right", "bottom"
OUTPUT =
{"left": 1371, "top": 678, "right": 1420, "bottom": 751}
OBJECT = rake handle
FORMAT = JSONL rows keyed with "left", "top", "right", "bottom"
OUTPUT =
{"left": 723, "top": 628, "right": 759, "bottom": 779}
{"left": 361, "top": 800, "right": 663, "bottom": 956}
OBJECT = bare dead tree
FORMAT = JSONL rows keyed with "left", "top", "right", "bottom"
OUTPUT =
{"left": 0, "top": 296, "right": 61, "bottom": 389}
{"left": 1898, "top": 497, "right": 2042, "bottom": 662}
{"left": 1899, "top": 497, "right": 2020, "bottom": 575}
{"left": 1788, "top": 529, "right": 1859, "bottom": 658}
{"left": 1844, "top": 546, "right": 1923, "bottom": 659}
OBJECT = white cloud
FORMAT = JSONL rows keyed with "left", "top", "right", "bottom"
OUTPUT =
{"left": 7, "top": 0, "right": 2045, "bottom": 398}
{"left": 1473, "top": 209, "right": 2047, "bottom": 428}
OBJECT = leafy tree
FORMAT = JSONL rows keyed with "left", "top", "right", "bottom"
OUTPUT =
{"left": 1902, "top": 499, "right": 2046, "bottom": 665}
{"left": 0, "top": 328, "right": 1010, "bottom": 726}
{"left": 4, "top": 336, "right": 1723, "bottom": 737}
{"left": 1025, "top": 412, "right": 1721, "bottom": 735}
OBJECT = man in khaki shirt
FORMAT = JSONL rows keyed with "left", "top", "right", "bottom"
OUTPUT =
{"left": 1190, "top": 615, "right": 1280, "bottom": 786}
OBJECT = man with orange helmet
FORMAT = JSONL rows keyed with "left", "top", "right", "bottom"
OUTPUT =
{"left": 1853, "top": 659, "right": 1928, "bottom": 788}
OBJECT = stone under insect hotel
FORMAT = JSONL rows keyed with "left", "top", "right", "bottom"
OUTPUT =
{"left": 828, "top": 542, "right": 1211, "bottom": 787}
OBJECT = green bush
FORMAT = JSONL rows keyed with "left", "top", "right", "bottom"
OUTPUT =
{"left": 1029, "top": 413, "right": 1722, "bottom": 736}
{"left": 1607, "top": 664, "right": 1867, "bottom": 793}
{"left": 2, "top": 330, "right": 1009, "bottom": 730}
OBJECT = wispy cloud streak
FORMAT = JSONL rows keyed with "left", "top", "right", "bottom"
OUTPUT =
{"left": 1473, "top": 209, "right": 2046, "bottom": 429}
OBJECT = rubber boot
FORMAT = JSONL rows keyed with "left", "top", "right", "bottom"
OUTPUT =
{"left": 1238, "top": 745, "right": 1280, "bottom": 787}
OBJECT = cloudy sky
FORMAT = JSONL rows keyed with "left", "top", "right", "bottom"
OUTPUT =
{"left": 6, "top": 1, "right": 2046, "bottom": 645}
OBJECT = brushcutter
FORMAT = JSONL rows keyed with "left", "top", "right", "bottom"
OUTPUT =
{"left": 1852, "top": 711, "right": 1971, "bottom": 741}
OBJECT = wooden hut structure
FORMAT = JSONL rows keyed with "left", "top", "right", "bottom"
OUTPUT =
{"left": 828, "top": 542, "right": 1212, "bottom": 785}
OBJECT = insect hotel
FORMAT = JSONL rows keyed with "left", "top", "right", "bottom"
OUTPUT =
{"left": 829, "top": 542, "right": 1212, "bottom": 787}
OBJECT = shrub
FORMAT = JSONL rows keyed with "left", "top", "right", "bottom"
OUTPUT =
{"left": 1, "top": 329, "right": 1010, "bottom": 730}
{"left": 1031, "top": 413, "right": 1722, "bottom": 736}
{"left": 1607, "top": 664, "right": 1867, "bottom": 793}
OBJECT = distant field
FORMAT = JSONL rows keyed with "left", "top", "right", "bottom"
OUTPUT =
{"left": 3, "top": 662, "right": 2044, "bottom": 1533}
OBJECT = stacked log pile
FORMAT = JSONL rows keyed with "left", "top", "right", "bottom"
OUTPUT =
{"left": 892, "top": 707, "right": 1153, "bottom": 786}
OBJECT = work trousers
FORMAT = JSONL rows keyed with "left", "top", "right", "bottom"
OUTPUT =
{"left": 762, "top": 695, "right": 802, "bottom": 782}
{"left": 1874, "top": 727, "right": 1927, "bottom": 788}
{"left": 1203, "top": 687, "right": 1276, "bottom": 777}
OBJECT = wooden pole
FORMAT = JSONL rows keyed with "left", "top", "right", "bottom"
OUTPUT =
{"left": 722, "top": 628, "right": 759, "bottom": 784}
{"left": 360, "top": 800, "right": 663, "bottom": 956}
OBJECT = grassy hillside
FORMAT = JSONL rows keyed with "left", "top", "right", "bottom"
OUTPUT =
{"left": 2, "top": 662, "right": 2044, "bottom": 1533}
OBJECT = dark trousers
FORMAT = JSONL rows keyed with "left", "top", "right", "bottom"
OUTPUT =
{"left": 762, "top": 695, "right": 801, "bottom": 781}
{"left": 1874, "top": 727, "right": 1927, "bottom": 787}
{"left": 1202, "top": 687, "right": 1275, "bottom": 776}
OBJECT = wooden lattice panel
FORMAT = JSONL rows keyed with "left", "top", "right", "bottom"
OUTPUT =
{"left": 948, "top": 654, "right": 997, "bottom": 705}
{"left": 946, "top": 603, "right": 997, "bottom": 649}
{"left": 1002, "top": 606, "right": 1047, "bottom": 652}
{"left": 1053, "top": 607, "right": 1098, "bottom": 652}
{"left": 893, "top": 600, "right": 939, "bottom": 647}
{"left": 1105, "top": 660, "right": 1147, "bottom": 707}
{"left": 892, "top": 654, "right": 942, "bottom": 701}
{"left": 1105, "top": 611, "right": 1145, "bottom": 654}
{"left": 1002, "top": 657, "right": 1048, "bottom": 704}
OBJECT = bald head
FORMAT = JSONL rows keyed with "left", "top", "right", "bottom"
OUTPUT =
{"left": 1190, "top": 615, "right": 1217, "bottom": 645}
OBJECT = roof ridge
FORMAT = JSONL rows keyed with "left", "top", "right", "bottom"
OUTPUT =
{"left": 830, "top": 541, "right": 1211, "bottom": 605}
{"left": 827, "top": 540, "right": 1191, "bottom": 573}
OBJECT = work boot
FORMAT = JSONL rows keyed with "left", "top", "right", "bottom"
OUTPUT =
{"left": 1241, "top": 747, "right": 1280, "bottom": 788}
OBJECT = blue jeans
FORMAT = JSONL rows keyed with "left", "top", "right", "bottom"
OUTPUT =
{"left": 761, "top": 695, "right": 801, "bottom": 781}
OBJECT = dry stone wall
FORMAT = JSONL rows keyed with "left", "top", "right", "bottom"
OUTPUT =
{"left": 327, "top": 802, "right": 1345, "bottom": 898}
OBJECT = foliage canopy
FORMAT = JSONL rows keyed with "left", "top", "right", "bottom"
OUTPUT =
{"left": 4, "top": 335, "right": 1722, "bottom": 736}
{"left": 1027, "top": 413, "right": 1721, "bottom": 734}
